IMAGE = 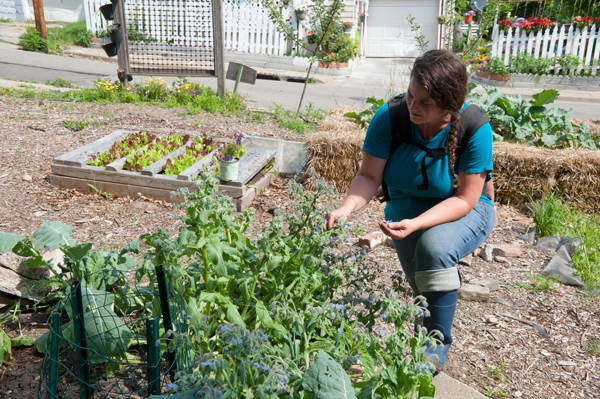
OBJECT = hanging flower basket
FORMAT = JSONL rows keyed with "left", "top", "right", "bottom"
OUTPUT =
{"left": 360, "top": 15, "right": 365, "bottom": 23}
{"left": 295, "top": 10, "right": 307, "bottom": 20}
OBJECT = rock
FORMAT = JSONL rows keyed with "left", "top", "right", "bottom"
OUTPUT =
{"left": 74, "top": 216, "right": 100, "bottom": 224}
{"left": 535, "top": 236, "right": 581, "bottom": 255}
{"left": 492, "top": 245, "right": 521, "bottom": 257}
{"left": 131, "top": 201, "right": 152, "bottom": 209}
{"left": 0, "top": 263, "right": 51, "bottom": 302}
{"left": 459, "top": 284, "right": 491, "bottom": 302}
{"left": 264, "top": 201, "right": 278, "bottom": 215}
{"left": 484, "top": 314, "right": 499, "bottom": 324}
{"left": 508, "top": 227, "right": 536, "bottom": 243}
{"left": 541, "top": 246, "right": 584, "bottom": 286}
{"left": 470, "top": 278, "right": 501, "bottom": 292}
{"left": 42, "top": 249, "right": 66, "bottom": 274}
{"left": 34, "top": 211, "right": 46, "bottom": 217}
{"left": 458, "top": 254, "right": 473, "bottom": 266}
{"left": 479, "top": 244, "right": 495, "bottom": 262}
{"left": 22, "top": 174, "right": 32, "bottom": 182}
{"left": 535, "top": 236, "right": 560, "bottom": 252}
{"left": 558, "top": 361, "right": 577, "bottom": 367}
{"left": 0, "top": 252, "right": 52, "bottom": 280}
{"left": 494, "top": 255, "right": 509, "bottom": 263}
{"left": 358, "top": 231, "right": 385, "bottom": 249}
{"left": 384, "top": 237, "right": 394, "bottom": 248}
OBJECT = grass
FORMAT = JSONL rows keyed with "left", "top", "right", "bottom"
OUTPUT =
{"left": 0, "top": 18, "right": 12, "bottom": 23}
{"left": 529, "top": 189, "right": 600, "bottom": 288}
{"left": 19, "top": 21, "right": 91, "bottom": 53}
{"left": 62, "top": 120, "right": 92, "bottom": 130}
{"left": 45, "top": 78, "right": 73, "bottom": 88}
{"left": 271, "top": 103, "right": 326, "bottom": 134}
{"left": 585, "top": 338, "right": 600, "bottom": 356}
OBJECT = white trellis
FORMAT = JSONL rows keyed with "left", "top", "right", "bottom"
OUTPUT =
{"left": 491, "top": 24, "right": 600, "bottom": 75}
{"left": 84, "top": 0, "right": 297, "bottom": 56}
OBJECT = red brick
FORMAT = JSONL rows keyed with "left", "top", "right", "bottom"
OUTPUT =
{"left": 358, "top": 231, "right": 385, "bottom": 249}
{"left": 492, "top": 245, "right": 521, "bottom": 257}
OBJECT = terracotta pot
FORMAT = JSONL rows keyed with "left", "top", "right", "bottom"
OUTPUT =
{"left": 475, "top": 70, "right": 489, "bottom": 79}
{"left": 464, "top": 15, "right": 473, "bottom": 24}
{"left": 318, "top": 61, "right": 349, "bottom": 68}
{"left": 490, "top": 74, "right": 510, "bottom": 82}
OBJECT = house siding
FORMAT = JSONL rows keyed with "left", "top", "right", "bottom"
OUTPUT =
{"left": 0, "top": 0, "right": 17, "bottom": 20}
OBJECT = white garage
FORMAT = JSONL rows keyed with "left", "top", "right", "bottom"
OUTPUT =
{"left": 365, "top": 0, "right": 440, "bottom": 57}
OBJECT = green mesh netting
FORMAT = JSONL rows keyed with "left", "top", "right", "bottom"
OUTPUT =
{"left": 38, "top": 268, "right": 188, "bottom": 398}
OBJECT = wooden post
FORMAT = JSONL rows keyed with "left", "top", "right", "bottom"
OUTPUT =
{"left": 32, "top": 0, "right": 46, "bottom": 39}
{"left": 212, "top": 0, "right": 226, "bottom": 98}
{"left": 113, "top": 0, "right": 130, "bottom": 86}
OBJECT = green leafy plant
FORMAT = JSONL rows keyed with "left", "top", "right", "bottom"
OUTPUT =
{"left": 46, "top": 78, "right": 73, "bottom": 88}
{"left": 271, "top": 103, "right": 327, "bottom": 134}
{"left": 218, "top": 132, "right": 246, "bottom": 161}
{"left": 90, "top": 131, "right": 157, "bottom": 167}
{"left": 529, "top": 272, "right": 558, "bottom": 293}
{"left": 343, "top": 97, "right": 386, "bottom": 128}
{"left": 62, "top": 119, "right": 91, "bottom": 131}
{"left": 406, "top": 15, "right": 429, "bottom": 54}
{"left": 165, "top": 134, "right": 217, "bottom": 176}
{"left": 125, "top": 134, "right": 189, "bottom": 171}
{"left": 476, "top": 85, "right": 598, "bottom": 149}
{"left": 88, "top": 183, "right": 112, "bottom": 199}
{"left": 19, "top": 27, "right": 48, "bottom": 52}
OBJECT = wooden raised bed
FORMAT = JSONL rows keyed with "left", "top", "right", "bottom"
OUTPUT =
{"left": 50, "top": 130, "right": 277, "bottom": 211}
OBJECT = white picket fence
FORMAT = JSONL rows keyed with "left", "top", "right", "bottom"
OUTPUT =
{"left": 491, "top": 24, "right": 600, "bottom": 74}
{"left": 84, "top": 0, "right": 295, "bottom": 56}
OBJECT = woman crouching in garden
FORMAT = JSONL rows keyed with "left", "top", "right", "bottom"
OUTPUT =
{"left": 325, "top": 49, "right": 495, "bottom": 372}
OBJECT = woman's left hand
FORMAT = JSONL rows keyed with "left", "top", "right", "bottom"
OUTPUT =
{"left": 379, "top": 219, "right": 419, "bottom": 240}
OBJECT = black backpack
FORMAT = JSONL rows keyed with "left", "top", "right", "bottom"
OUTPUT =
{"left": 380, "top": 93, "right": 490, "bottom": 203}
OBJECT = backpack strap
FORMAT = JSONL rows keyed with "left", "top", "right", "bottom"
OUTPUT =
{"left": 380, "top": 97, "right": 491, "bottom": 203}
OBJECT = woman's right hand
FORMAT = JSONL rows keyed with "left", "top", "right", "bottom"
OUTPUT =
{"left": 325, "top": 209, "right": 347, "bottom": 231}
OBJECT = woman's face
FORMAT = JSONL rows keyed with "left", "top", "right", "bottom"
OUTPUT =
{"left": 405, "top": 78, "right": 448, "bottom": 127}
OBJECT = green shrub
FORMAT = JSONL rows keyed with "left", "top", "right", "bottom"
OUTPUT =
{"left": 19, "top": 27, "right": 48, "bottom": 52}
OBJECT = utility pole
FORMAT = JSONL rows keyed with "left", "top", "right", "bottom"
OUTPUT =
{"left": 32, "top": 0, "right": 47, "bottom": 39}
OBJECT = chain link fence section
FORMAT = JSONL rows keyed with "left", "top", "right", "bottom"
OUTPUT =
{"left": 125, "top": 0, "right": 215, "bottom": 75}
{"left": 38, "top": 268, "right": 188, "bottom": 399}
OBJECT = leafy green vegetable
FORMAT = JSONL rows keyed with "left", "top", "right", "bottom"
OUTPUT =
{"left": 33, "top": 221, "right": 76, "bottom": 251}
{"left": 303, "top": 351, "right": 357, "bottom": 399}
{"left": 0, "top": 328, "right": 11, "bottom": 365}
{"left": 164, "top": 134, "right": 216, "bottom": 176}
{"left": 125, "top": 134, "right": 189, "bottom": 172}
{"left": 0, "top": 232, "right": 25, "bottom": 253}
{"left": 343, "top": 97, "right": 386, "bottom": 128}
{"left": 89, "top": 131, "right": 157, "bottom": 167}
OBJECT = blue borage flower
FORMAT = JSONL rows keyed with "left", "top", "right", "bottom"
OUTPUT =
{"left": 350, "top": 355, "right": 360, "bottom": 363}
{"left": 330, "top": 304, "right": 345, "bottom": 311}
{"left": 166, "top": 212, "right": 172, "bottom": 216}
{"left": 165, "top": 382, "right": 179, "bottom": 391}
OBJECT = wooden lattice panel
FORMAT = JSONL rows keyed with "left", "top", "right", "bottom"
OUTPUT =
{"left": 125, "top": 0, "right": 215, "bottom": 75}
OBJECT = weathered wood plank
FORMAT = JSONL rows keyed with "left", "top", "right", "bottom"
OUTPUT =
{"left": 141, "top": 142, "right": 191, "bottom": 177}
{"left": 177, "top": 150, "right": 217, "bottom": 181}
{"left": 237, "top": 150, "right": 273, "bottom": 184}
{"left": 49, "top": 174, "right": 185, "bottom": 204}
{"left": 51, "top": 163, "right": 244, "bottom": 197}
{"left": 53, "top": 130, "right": 132, "bottom": 167}
{"left": 235, "top": 172, "right": 275, "bottom": 212}
{"left": 105, "top": 156, "right": 129, "bottom": 172}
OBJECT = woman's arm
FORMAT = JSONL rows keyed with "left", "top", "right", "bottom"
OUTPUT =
{"left": 325, "top": 152, "right": 387, "bottom": 230}
{"left": 379, "top": 169, "right": 487, "bottom": 239}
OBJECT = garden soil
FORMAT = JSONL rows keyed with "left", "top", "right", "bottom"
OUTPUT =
{"left": 0, "top": 98, "right": 598, "bottom": 399}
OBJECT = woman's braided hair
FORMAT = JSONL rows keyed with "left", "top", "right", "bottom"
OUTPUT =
{"left": 410, "top": 50, "right": 468, "bottom": 188}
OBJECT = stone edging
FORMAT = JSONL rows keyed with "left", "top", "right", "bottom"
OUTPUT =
{"left": 471, "top": 72, "right": 600, "bottom": 91}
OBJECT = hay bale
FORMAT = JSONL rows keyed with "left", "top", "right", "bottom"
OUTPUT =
{"left": 493, "top": 142, "right": 600, "bottom": 212}
{"left": 492, "top": 142, "right": 559, "bottom": 206}
{"left": 306, "top": 106, "right": 366, "bottom": 192}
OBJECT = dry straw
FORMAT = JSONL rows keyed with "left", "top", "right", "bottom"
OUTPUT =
{"left": 308, "top": 110, "right": 600, "bottom": 212}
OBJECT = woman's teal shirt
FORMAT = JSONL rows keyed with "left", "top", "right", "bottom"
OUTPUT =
{"left": 362, "top": 102, "right": 494, "bottom": 222}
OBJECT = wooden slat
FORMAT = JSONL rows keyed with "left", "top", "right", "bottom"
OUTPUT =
{"left": 236, "top": 150, "right": 273, "bottom": 184}
{"left": 219, "top": 148, "right": 263, "bottom": 188}
{"left": 50, "top": 174, "right": 185, "bottom": 204}
{"left": 51, "top": 163, "right": 243, "bottom": 197}
{"left": 141, "top": 142, "right": 191, "bottom": 177}
{"left": 235, "top": 172, "right": 275, "bottom": 212}
{"left": 176, "top": 150, "right": 217, "bottom": 181}
{"left": 105, "top": 156, "right": 128, "bottom": 172}
{"left": 52, "top": 130, "right": 132, "bottom": 167}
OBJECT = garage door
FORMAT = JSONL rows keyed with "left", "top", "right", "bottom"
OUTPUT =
{"left": 365, "top": 0, "right": 439, "bottom": 57}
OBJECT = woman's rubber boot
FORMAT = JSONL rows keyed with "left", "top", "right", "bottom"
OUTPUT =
{"left": 421, "top": 290, "right": 458, "bottom": 374}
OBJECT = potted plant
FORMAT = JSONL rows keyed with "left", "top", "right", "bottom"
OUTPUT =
{"left": 360, "top": 12, "right": 366, "bottom": 23}
{"left": 464, "top": 11, "right": 475, "bottom": 24}
{"left": 436, "top": 15, "right": 447, "bottom": 25}
{"left": 218, "top": 133, "right": 246, "bottom": 182}
{"left": 295, "top": 5, "right": 308, "bottom": 20}
{"left": 343, "top": 21, "right": 354, "bottom": 32}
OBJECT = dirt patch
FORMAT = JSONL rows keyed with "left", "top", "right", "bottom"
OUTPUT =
{"left": 0, "top": 96, "right": 598, "bottom": 399}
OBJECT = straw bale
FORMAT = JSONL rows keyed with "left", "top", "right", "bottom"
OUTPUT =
{"left": 554, "top": 147, "right": 600, "bottom": 212}
{"left": 306, "top": 106, "right": 366, "bottom": 192}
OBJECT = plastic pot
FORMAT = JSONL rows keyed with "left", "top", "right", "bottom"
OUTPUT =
{"left": 464, "top": 15, "right": 473, "bottom": 24}
{"left": 218, "top": 158, "right": 239, "bottom": 181}
{"left": 102, "top": 42, "right": 118, "bottom": 57}
{"left": 295, "top": 11, "right": 306, "bottom": 20}
{"left": 99, "top": 4, "right": 114, "bottom": 20}
{"left": 108, "top": 24, "right": 123, "bottom": 43}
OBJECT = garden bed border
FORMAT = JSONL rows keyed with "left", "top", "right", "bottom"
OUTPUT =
{"left": 471, "top": 72, "right": 600, "bottom": 91}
